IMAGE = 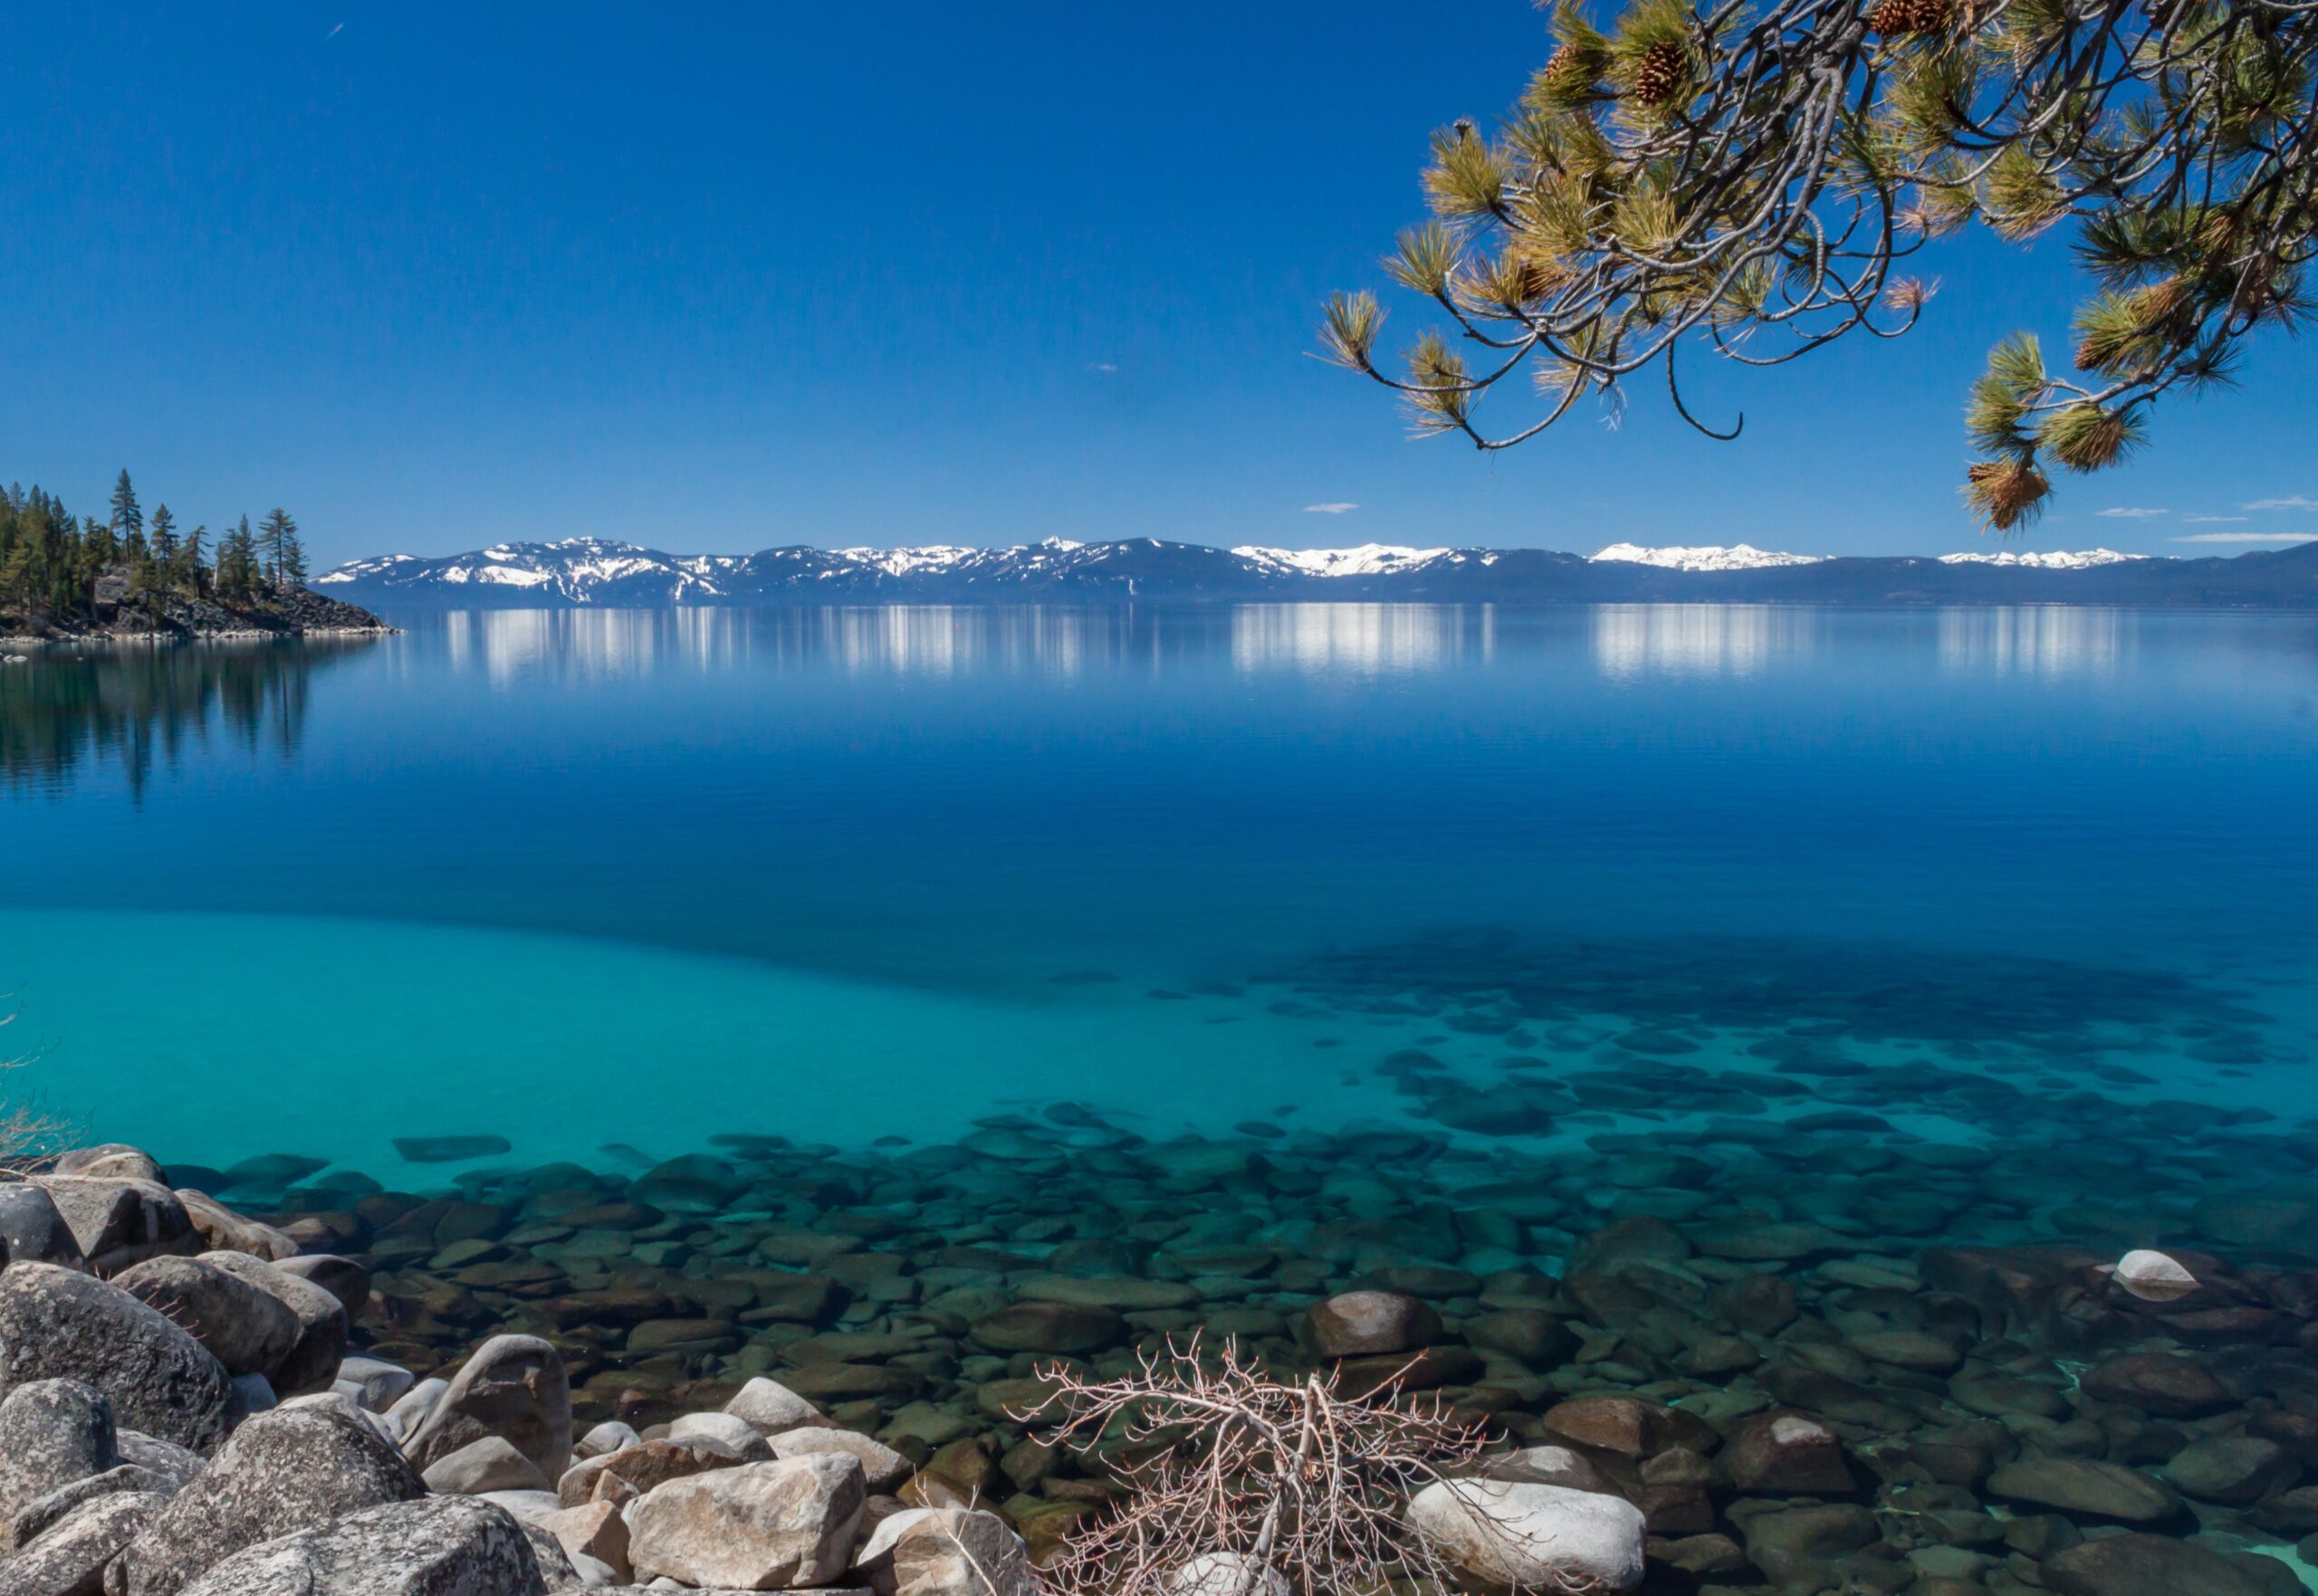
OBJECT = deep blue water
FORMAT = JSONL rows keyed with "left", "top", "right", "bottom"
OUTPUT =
{"left": 5, "top": 603, "right": 2317, "bottom": 1180}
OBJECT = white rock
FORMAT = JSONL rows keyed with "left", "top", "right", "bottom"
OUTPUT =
{"left": 1166, "top": 1552, "right": 1289, "bottom": 1596}
{"left": 336, "top": 1355, "right": 417, "bottom": 1413}
{"left": 421, "top": 1434, "right": 553, "bottom": 1495}
{"left": 666, "top": 1411, "right": 773, "bottom": 1460}
{"left": 771, "top": 1426, "right": 913, "bottom": 1492}
{"left": 1483, "top": 1445, "right": 1609, "bottom": 1493}
{"left": 577, "top": 1419, "right": 643, "bottom": 1459}
{"left": 1406, "top": 1478, "right": 1646, "bottom": 1592}
{"left": 2113, "top": 1249, "right": 2199, "bottom": 1303}
{"left": 723, "top": 1377, "right": 822, "bottom": 1437}
{"left": 626, "top": 1453, "right": 865, "bottom": 1590}
{"left": 480, "top": 1488, "right": 564, "bottom": 1524}
{"left": 383, "top": 1377, "right": 448, "bottom": 1439}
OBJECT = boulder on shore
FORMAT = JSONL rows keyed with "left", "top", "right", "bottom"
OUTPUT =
{"left": 401, "top": 1333, "right": 572, "bottom": 1486}
{"left": 627, "top": 1452, "right": 867, "bottom": 1590}
{"left": 112, "top": 1400, "right": 426, "bottom": 1596}
{"left": 172, "top": 1495, "right": 549, "bottom": 1596}
{"left": 0, "top": 1263, "right": 234, "bottom": 1455}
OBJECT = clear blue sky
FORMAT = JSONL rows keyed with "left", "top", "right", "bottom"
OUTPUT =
{"left": 4, "top": 3, "right": 2313, "bottom": 567}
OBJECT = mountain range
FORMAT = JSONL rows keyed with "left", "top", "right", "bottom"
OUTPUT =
{"left": 316, "top": 536, "right": 2318, "bottom": 609}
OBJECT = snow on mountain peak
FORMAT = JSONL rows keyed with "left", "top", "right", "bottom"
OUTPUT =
{"left": 1937, "top": 548, "right": 2152, "bottom": 569}
{"left": 1589, "top": 542, "right": 1828, "bottom": 571}
{"left": 1231, "top": 543, "right": 1451, "bottom": 578}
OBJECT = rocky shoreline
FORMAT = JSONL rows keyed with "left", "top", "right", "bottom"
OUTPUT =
{"left": 0, "top": 584, "right": 394, "bottom": 648}
{"left": 6, "top": 1107, "right": 2318, "bottom": 1596}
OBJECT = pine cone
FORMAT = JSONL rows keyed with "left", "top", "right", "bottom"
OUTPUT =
{"left": 1632, "top": 41, "right": 1687, "bottom": 104}
{"left": 1871, "top": 0, "right": 1954, "bottom": 34}
{"left": 1543, "top": 43, "right": 1589, "bottom": 89}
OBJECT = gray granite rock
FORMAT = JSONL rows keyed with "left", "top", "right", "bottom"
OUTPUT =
{"left": 113, "top": 1432, "right": 205, "bottom": 1495}
{"left": 112, "top": 1257, "right": 301, "bottom": 1381}
{"left": 195, "top": 1253, "right": 347, "bottom": 1398}
{"left": 0, "top": 1182, "right": 90, "bottom": 1271}
{"left": 111, "top": 1400, "right": 426, "bottom": 1596}
{"left": 403, "top": 1334, "right": 572, "bottom": 1486}
{"left": 0, "top": 1379, "right": 117, "bottom": 1548}
{"left": 9, "top": 1463, "right": 178, "bottom": 1548}
{"left": 627, "top": 1453, "right": 866, "bottom": 1590}
{"left": 0, "top": 1266, "right": 230, "bottom": 1455}
{"left": 170, "top": 1496, "right": 548, "bottom": 1596}
{"left": 32, "top": 1178, "right": 196, "bottom": 1276}
{"left": 2, "top": 1489, "right": 162, "bottom": 1596}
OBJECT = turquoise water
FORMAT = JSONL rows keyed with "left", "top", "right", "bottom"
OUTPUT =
{"left": 5, "top": 603, "right": 2317, "bottom": 1181}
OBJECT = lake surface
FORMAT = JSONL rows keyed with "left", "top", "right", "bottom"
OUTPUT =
{"left": 5, "top": 602, "right": 2316, "bottom": 1181}
{"left": 20, "top": 601, "right": 2318, "bottom": 1587}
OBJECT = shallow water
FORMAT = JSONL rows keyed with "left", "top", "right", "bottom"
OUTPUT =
{"left": 5, "top": 602, "right": 2317, "bottom": 1176}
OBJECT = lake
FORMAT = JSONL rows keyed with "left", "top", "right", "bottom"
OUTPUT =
{"left": 6, "top": 602, "right": 2317, "bottom": 1182}
{"left": 17, "top": 601, "right": 2318, "bottom": 1581}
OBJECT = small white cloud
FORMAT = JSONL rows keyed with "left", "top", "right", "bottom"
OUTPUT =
{"left": 2095, "top": 507, "right": 2169, "bottom": 519}
{"left": 327, "top": 20, "right": 344, "bottom": 35}
{"left": 2244, "top": 495, "right": 2318, "bottom": 511}
{"left": 2170, "top": 531, "right": 2318, "bottom": 543}
{"left": 1087, "top": 362, "right": 1117, "bottom": 374}
{"left": 1302, "top": 502, "right": 1359, "bottom": 515}
{"left": 2183, "top": 515, "right": 2248, "bottom": 523}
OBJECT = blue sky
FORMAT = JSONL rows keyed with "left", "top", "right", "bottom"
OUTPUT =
{"left": 4, "top": 4, "right": 2313, "bottom": 567}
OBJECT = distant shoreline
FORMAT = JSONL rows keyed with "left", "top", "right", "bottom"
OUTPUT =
{"left": 317, "top": 536, "right": 2318, "bottom": 613}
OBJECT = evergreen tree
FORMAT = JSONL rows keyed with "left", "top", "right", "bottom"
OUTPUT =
{"left": 110, "top": 470, "right": 141, "bottom": 543}
{"left": 258, "top": 508, "right": 306, "bottom": 588}
{"left": 217, "top": 515, "right": 259, "bottom": 601}
{"left": 149, "top": 504, "right": 178, "bottom": 563}
{"left": 180, "top": 523, "right": 209, "bottom": 595}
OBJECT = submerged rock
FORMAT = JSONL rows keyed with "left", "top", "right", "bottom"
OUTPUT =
{"left": 1406, "top": 1477, "right": 1645, "bottom": 1591}
{"left": 1305, "top": 1290, "right": 1441, "bottom": 1358}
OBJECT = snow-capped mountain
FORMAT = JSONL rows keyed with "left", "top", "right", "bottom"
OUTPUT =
{"left": 1231, "top": 543, "right": 1456, "bottom": 578}
{"left": 1589, "top": 542, "right": 1828, "bottom": 571}
{"left": 316, "top": 535, "right": 2318, "bottom": 610}
{"left": 1937, "top": 549, "right": 2153, "bottom": 569}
